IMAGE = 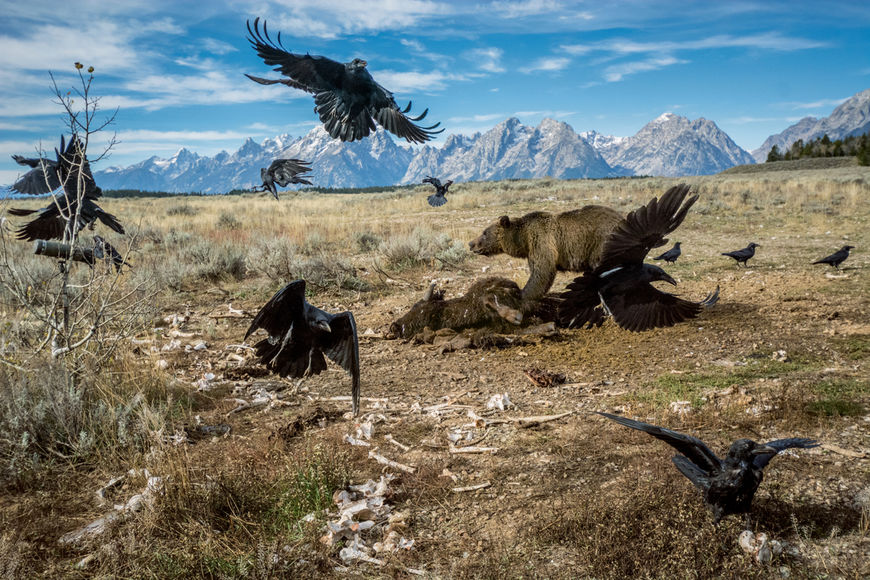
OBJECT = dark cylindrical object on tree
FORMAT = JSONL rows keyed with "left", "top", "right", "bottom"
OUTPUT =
{"left": 33, "top": 239, "right": 95, "bottom": 265}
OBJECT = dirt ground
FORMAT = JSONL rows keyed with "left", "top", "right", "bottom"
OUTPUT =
{"left": 2, "top": 172, "right": 869, "bottom": 578}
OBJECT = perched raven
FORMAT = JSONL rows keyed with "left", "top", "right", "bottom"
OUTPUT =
{"left": 597, "top": 412, "right": 819, "bottom": 523}
{"left": 422, "top": 176, "right": 453, "bottom": 207}
{"left": 245, "top": 280, "right": 361, "bottom": 416}
{"left": 722, "top": 242, "right": 760, "bottom": 267}
{"left": 7, "top": 135, "right": 124, "bottom": 242}
{"left": 813, "top": 245, "right": 854, "bottom": 271}
{"left": 246, "top": 18, "right": 443, "bottom": 144}
{"left": 653, "top": 241, "right": 681, "bottom": 264}
{"left": 257, "top": 158, "right": 313, "bottom": 199}
{"left": 92, "top": 235, "right": 130, "bottom": 273}
{"left": 557, "top": 184, "right": 718, "bottom": 332}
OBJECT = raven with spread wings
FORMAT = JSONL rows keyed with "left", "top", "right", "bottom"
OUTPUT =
{"left": 245, "top": 280, "right": 361, "bottom": 416}
{"left": 422, "top": 176, "right": 453, "bottom": 207}
{"left": 245, "top": 18, "right": 443, "bottom": 144}
{"left": 257, "top": 158, "right": 313, "bottom": 199}
{"left": 557, "top": 184, "right": 718, "bottom": 332}
{"left": 597, "top": 412, "right": 819, "bottom": 523}
{"left": 7, "top": 135, "right": 124, "bottom": 242}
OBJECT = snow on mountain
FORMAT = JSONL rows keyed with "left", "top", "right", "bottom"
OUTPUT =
{"left": 752, "top": 88, "right": 870, "bottom": 162}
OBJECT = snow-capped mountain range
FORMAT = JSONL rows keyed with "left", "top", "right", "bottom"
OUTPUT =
{"left": 6, "top": 88, "right": 868, "bottom": 195}
{"left": 92, "top": 113, "right": 755, "bottom": 193}
{"left": 752, "top": 88, "right": 870, "bottom": 162}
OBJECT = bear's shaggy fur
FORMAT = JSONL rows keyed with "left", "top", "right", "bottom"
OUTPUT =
{"left": 468, "top": 205, "right": 622, "bottom": 300}
{"left": 388, "top": 277, "right": 557, "bottom": 340}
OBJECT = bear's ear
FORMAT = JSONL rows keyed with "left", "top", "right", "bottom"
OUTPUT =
{"left": 499, "top": 215, "right": 511, "bottom": 227}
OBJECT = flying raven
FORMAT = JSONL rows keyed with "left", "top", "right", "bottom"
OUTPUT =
{"left": 244, "top": 280, "right": 361, "bottom": 416}
{"left": 422, "top": 176, "right": 453, "bottom": 207}
{"left": 257, "top": 158, "right": 313, "bottom": 199}
{"left": 246, "top": 18, "right": 443, "bottom": 144}
{"left": 653, "top": 241, "right": 681, "bottom": 264}
{"left": 10, "top": 152, "right": 61, "bottom": 195}
{"left": 722, "top": 242, "right": 760, "bottom": 267}
{"left": 596, "top": 412, "right": 819, "bottom": 523}
{"left": 812, "top": 245, "right": 854, "bottom": 271}
{"left": 7, "top": 135, "right": 124, "bottom": 242}
{"left": 557, "top": 184, "right": 718, "bottom": 332}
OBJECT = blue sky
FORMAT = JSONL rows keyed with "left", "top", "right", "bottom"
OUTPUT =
{"left": 2, "top": 0, "right": 869, "bottom": 185}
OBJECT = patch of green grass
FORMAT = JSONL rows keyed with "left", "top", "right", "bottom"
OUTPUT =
{"left": 805, "top": 378, "right": 866, "bottom": 417}
{"left": 834, "top": 334, "right": 870, "bottom": 361}
{"left": 634, "top": 356, "right": 818, "bottom": 410}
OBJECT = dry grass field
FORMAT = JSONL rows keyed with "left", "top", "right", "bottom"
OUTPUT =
{"left": 1, "top": 163, "right": 868, "bottom": 578}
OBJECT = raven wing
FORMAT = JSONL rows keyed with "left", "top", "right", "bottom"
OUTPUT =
{"left": 319, "top": 311, "right": 361, "bottom": 415}
{"left": 597, "top": 412, "right": 723, "bottom": 474}
{"left": 423, "top": 176, "right": 442, "bottom": 188}
{"left": 557, "top": 274, "right": 608, "bottom": 329}
{"left": 752, "top": 437, "right": 819, "bottom": 469}
{"left": 245, "top": 280, "right": 307, "bottom": 342}
{"left": 11, "top": 157, "right": 61, "bottom": 195}
{"left": 373, "top": 87, "right": 443, "bottom": 144}
{"left": 597, "top": 184, "right": 697, "bottom": 272}
{"left": 269, "top": 158, "right": 312, "bottom": 187}
{"left": 246, "top": 18, "right": 346, "bottom": 93}
{"left": 601, "top": 284, "right": 717, "bottom": 332}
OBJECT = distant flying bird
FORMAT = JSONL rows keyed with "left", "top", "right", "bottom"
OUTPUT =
{"left": 812, "top": 245, "right": 854, "bottom": 271}
{"left": 257, "top": 158, "right": 313, "bottom": 199}
{"left": 244, "top": 280, "right": 361, "bottom": 416}
{"left": 558, "top": 184, "right": 719, "bottom": 332}
{"left": 422, "top": 176, "right": 453, "bottom": 207}
{"left": 245, "top": 18, "right": 443, "bottom": 144}
{"left": 92, "top": 235, "right": 130, "bottom": 273}
{"left": 721, "top": 242, "right": 760, "bottom": 267}
{"left": 7, "top": 135, "right": 124, "bottom": 242}
{"left": 653, "top": 241, "right": 682, "bottom": 264}
{"left": 596, "top": 412, "right": 819, "bottom": 524}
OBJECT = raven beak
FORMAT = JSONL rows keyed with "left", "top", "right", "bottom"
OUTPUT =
{"left": 662, "top": 272, "right": 677, "bottom": 286}
{"left": 317, "top": 321, "right": 332, "bottom": 333}
{"left": 751, "top": 445, "right": 777, "bottom": 455}
{"left": 360, "top": 59, "right": 368, "bottom": 67}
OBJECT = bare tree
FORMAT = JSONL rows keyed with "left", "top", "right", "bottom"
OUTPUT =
{"left": 0, "top": 64, "right": 155, "bottom": 373}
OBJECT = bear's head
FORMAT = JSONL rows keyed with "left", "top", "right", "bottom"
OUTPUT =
{"left": 468, "top": 216, "right": 511, "bottom": 256}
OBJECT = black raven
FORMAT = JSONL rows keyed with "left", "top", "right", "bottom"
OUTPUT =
{"left": 722, "top": 242, "right": 760, "bottom": 267}
{"left": 257, "top": 158, "right": 313, "bottom": 199}
{"left": 422, "top": 176, "right": 453, "bottom": 207}
{"left": 246, "top": 18, "right": 443, "bottom": 144}
{"left": 10, "top": 153, "right": 61, "bottom": 195}
{"left": 7, "top": 135, "right": 124, "bottom": 242}
{"left": 813, "top": 245, "right": 854, "bottom": 271}
{"left": 92, "top": 235, "right": 131, "bottom": 273}
{"left": 557, "top": 184, "right": 718, "bottom": 332}
{"left": 244, "top": 280, "right": 361, "bottom": 416}
{"left": 653, "top": 241, "right": 681, "bottom": 264}
{"left": 597, "top": 412, "right": 819, "bottom": 523}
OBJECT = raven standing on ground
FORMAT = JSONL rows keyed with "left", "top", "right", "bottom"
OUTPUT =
{"left": 653, "top": 241, "right": 682, "bottom": 264}
{"left": 422, "top": 176, "right": 453, "bottom": 207}
{"left": 597, "top": 412, "right": 819, "bottom": 524}
{"left": 257, "top": 158, "right": 313, "bottom": 199}
{"left": 244, "top": 280, "right": 361, "bottom": 416}
{"left": 245, "top": 18, "right": 443, "bottom": 144}
{"left": 7, "top": 135, "right": 124, "bottom": 242}
{"left": 813, "top": 245, "right": 854, "bottom": 271}
{"left": 557, "top": 184, "right": 718, "bottom": 332}
{"left": 722, "top": 242, "right": 760, "bottom": 267}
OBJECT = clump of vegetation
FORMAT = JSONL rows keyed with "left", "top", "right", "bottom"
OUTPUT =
{"left": 166, "top": 203, "right": 198, "bottom": 216}
{"left": 216, "top": 211, "right": 242, "bottom": 230}
{"left": 766, "top": 132, "right": 870, "bottom": 165}
{"left": 379, "top": 228, "right": 470, "bottom": 270}
{"left": 354, "top": 230, "right": 383, "bottom": 253}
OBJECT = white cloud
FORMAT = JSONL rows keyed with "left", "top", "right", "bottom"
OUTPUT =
{"left": 488, "top": 0, "right": 564, "bottom": 18}
{"left": 562, "top": 32, "right": 827, "bottom": 56}
{"left": 787, "top": 97, "right": 849, "bottom": 110}
{"left": 603, "top": 56, "right": 686, "bottom": 82}
{"left": 520, "top": 57, "right": 570, "bottom": 74}
{"left": 467, "top": 47, "right": 505, "bottom": 73}
{"left": 373, "top": 69, "right": 464, "bottom": 93}
{"left": 447, "top": 113, "right": 505, "bottom": 123}
{"left": 202, "top": 38, "right": 238, "bottom": 55}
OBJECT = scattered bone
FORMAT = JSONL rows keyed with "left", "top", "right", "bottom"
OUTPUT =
{"left": 194, "top": 372, "right": 216, "bottom": 391}
{"left": 452, "top": 482, "right": 492, "bottom": 493}
{"left": 225, "top": 344, "right": 255, "bottom": 351}
{"left": 344, "top": 434, "right": 371, "bottom": 447}
{"left": 186, "top": 341, "right": 208, "bottom": 352}
{"left": 669, "top": 400, "right": 692, "bottom": 416}
{"left": 514, "top": 411, "right": 573, "bottom": 428}
{"left": 770, "top": 349, "right": 789, "bottom": 362}
{"left": 156, "top": 359, "right": 169, "bottom": 370}
{"left": 739, "top": 531, "right": 784, "bottom": 565}
{"left": 224, "top": 395, "right": 269, "bottom": 416}
{"left": 368, "top": 449, "right": 416, "bottom": 473}
{"left": 486, "top": 392, "right": 513, "bottom": 411}
{"left": 449, "top": 445, "right": 499, "bottom": 454}
{"left": 168, "top": 329, "right": 196, "bottom": 339}
{"left": 60, "top": 475, "right": 164, "bottom": 545}
{"left": 161, "top": 339, "right": 181, "bottom": 352}
{"left": 163, "top": 313, "right": 188, "bottom": 327}
{"left": 385, "top": 434, "right": 411, "bottom": 452}
{"left": 821, "top": 443, "right": 866, "bottom": 458}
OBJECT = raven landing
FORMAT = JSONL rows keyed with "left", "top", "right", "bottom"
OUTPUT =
{"left": 245, "top": 280, "right": 361, "bottom": 416}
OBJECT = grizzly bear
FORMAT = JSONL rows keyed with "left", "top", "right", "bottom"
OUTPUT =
{"left": 468, "top": 205, "right": 622, "bottom": 300}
